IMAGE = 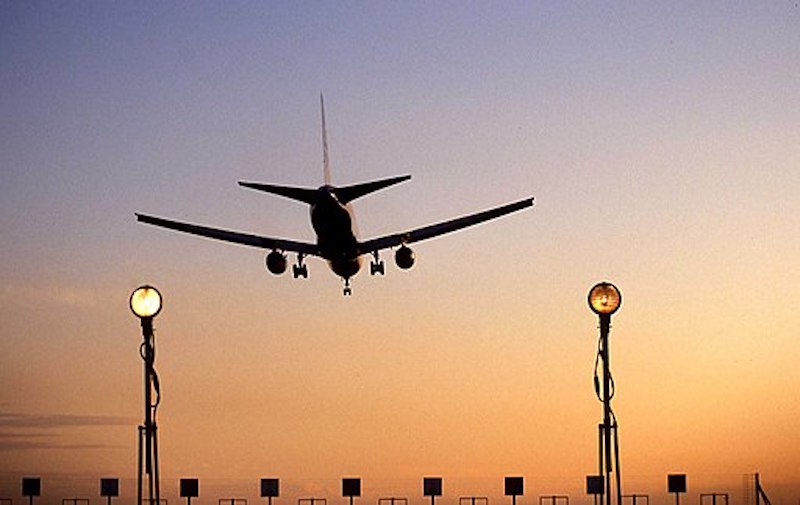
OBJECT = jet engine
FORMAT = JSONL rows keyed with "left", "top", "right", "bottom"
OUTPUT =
{"left": 266, "top": 250, "right": 287, "bottom": 274}
{"left": 394, "top": 245, "right": 415, "bottom": 270}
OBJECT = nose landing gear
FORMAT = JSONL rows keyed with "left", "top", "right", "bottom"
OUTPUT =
{"left": 343, "top": 278, "right": 352, "bottom": 296}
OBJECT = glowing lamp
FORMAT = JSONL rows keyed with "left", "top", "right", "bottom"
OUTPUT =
{"left": 130, "top": 285, "right": 162, "bottom": 319}
{"left": 588, "top": 282, "right": 621, "bottom": 316}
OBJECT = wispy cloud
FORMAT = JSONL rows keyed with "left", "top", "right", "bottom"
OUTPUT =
{"left": 0, "top": 413, "right": 134, "bottom": 429}
{"left": 0, "top": 413, "right": 134, "bottom": 451}
{"left": 0, "top": 284, "right": 104, "bottom": 310}
{"left": 0, "top": 436, "right": 123, "bottom": 451}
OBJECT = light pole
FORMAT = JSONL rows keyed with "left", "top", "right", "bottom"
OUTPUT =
{"left": 130, "top": 285, "right": 163, "bottom": 505}
{"left": 588, "top": 282, "right": 622, "bottom": 505}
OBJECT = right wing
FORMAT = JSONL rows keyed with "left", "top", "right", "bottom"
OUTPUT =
{"left": 136, "top": 213, "right": 320, "bottom": 256}
{"left": 357, "top": 197, "right": 533, "bottom": 254}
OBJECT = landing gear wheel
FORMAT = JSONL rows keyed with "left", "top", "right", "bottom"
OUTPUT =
{"left": 370, "top": 251, "right": 385, "bottom": 275}
{"left": 293, "top": 264, "right": 308, "bottom": 278}
{"left": 292, "top": 254, "right": 308, "bottom": 278}
{"left": 370, "top": 260, "right": 385, "bottom": 275}
{"left": 343, "top": 278, "right": 352, "bottom": 296}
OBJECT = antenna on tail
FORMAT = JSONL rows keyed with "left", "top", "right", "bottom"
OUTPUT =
{"left": 320, "top": 93, "right": 331, "bottom": 185}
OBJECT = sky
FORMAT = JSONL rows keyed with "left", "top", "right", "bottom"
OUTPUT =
{"left": 1, "top": 1, "right": 799, "bottom": 503}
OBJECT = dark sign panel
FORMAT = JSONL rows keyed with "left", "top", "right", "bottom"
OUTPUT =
{"left": 261, "top": 478, "right": 280, "bottom": 498}
{"left": 505, "top": 477, "right": 524, "bottom": 496}
{"left": 342, "top": 478, "right": 361, "bottom": 497}
{"left": 668, "top": 474, "right": 687, "bottom": 494}
{"left": 586, "top": 476, "right": 604, "bottom": 495}
{"left": 22, "top": 478, "right": 41, "bottom": 497}
{"left": 423, "top": 478, "right": 443, "bottom": 497}
{"left": 100, "top": 478, "right": 120, "bottom": 497}
{"left": 180, "top": 478, "right": 199, "bottom": 498}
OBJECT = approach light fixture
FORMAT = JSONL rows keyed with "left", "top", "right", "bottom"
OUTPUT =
{"left": 130, "top": 285, "right": 161, "bottom": 319}
{"left": 131, "top": 284, "right": 162, "bottom": 505}
{"left": 130, "top": 285, "right": 162, "bottom": 319}
{"left": 588, "top": 281, "right": 623, "bottom": 505}
{"left": 588, "top": 282, "right": 621, "bottom": 316}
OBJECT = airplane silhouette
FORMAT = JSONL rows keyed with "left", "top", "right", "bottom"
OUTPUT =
{"left": 136, "top": 95, "right": 534, "bottom": 295}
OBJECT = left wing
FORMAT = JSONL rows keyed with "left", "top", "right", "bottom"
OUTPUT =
{"left": 136, "top": 213, "right": 320, "bottom": 256}
{"left": 357, "top": 197, "right": 533, "bottom": 254}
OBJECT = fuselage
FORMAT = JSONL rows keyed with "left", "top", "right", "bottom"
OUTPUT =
{"left": 310, "top": 186, "right": 362, "bottom": 279}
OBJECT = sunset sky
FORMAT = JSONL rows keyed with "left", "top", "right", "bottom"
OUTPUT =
{"left": 1, "top": 1, "right": 798, "bottom": 503}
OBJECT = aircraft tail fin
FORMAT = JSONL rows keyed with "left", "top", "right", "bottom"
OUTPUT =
{"left": 238, "top": 181, "right": 318, "bottom": 205}
{"left": 321, "top": 93, "right": 331, "bottom": 185}
{"left": 335, "top": 174, "right": 411, "bottom": 204}
{"left": 239, "top": 97, "right": 409, "bottom": 206}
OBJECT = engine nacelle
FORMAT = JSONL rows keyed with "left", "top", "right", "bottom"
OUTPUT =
{"left": 266, "top": 250, "right": 287, "bottom": 275}
{"left": 394, "top": 245, "right": 415, "bottom": 270}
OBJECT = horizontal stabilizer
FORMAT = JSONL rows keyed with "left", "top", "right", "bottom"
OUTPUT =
{"left": 238, "top": 182, "right": 318, "bottom": 205}
{"left": 335, "top": 174, "right": 411, "bottom": 204}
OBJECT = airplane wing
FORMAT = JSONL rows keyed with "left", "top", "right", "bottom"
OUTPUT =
{"left": 357, "top": 197, "right": 534, "bottom": 254}
{"left": 136, "top": 213, "right": 320, "bottom": 256}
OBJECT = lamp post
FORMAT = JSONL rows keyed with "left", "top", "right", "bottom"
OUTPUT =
{"left": 130, "top": 285, "right": 163, "bottom": 505}
{"left": 588, "top": 282, "right": 622, "bottom": 505}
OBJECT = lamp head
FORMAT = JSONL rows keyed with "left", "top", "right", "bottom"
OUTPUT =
{"left": 130, "top": 285, "right": 162, "bottom": 319}
{"left": 588, "top": 282, "right": 621, "bottom": 316}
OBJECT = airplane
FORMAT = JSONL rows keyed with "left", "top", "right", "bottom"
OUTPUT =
{"left": 136, "top": 95, "right": 534, "bottom": 295}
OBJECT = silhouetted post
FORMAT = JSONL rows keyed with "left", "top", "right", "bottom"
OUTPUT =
{"left": 219, "top": 498, "right": 247, "bottom": 505}
{"left": 588, "top": 282, "right": 622, "bottom": 505}
{"left": 299, "top": 497, "right": 327, "bottom": 505}
{"left": 342, "top": 478, "right": 361, "bottom": 505}
{"left": 621, "top": 494, "right": 649, "bottom": 505}
{"left": 753, "top": 474, "right": 773, "bottom": 505}
{"left": 505, "top": 477, "right": 524, "bottom": 505}
{"left": 424, "top": 478, "right": 443, "bottom": 505}
{"left": 100, "top": 478, "right": 120, "bottom": 505}
{"left": 261, "top": 478, "right": 280, "bottom": 505}
{"left": 379, "top": 498, "right": 407, "bottom": 505}
{"left": 587, "top": 475, "right": 604, "bottom": 505}
{"left": 458, "top": 496, "right": 487, "bottom": 505}
{"left": 22, "top": 478, "right": 40, "bottom": 505}
{"left": 538, "top": 496, "right": 569, "bottom": 505}
{"left": 62, "top": 499, "right": 90, "bottom": 505}
{"left": 667, "top": 474, "right": 686, "bottom": 505}
{"left": 180, "top": 479, "right": 199, "bottom": 505}
{"left": 700, "top": 493, "right": 728, "bottom": 505}
{"left": 130, "top": 286, "right": 163, "bottom": 505}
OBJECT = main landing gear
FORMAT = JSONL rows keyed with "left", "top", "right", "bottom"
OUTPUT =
{"left": 370, "top": 251, "right": 385, "bottom": 276}
{"left": 292, "top": 254, "right": 308, "bottom": 279}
